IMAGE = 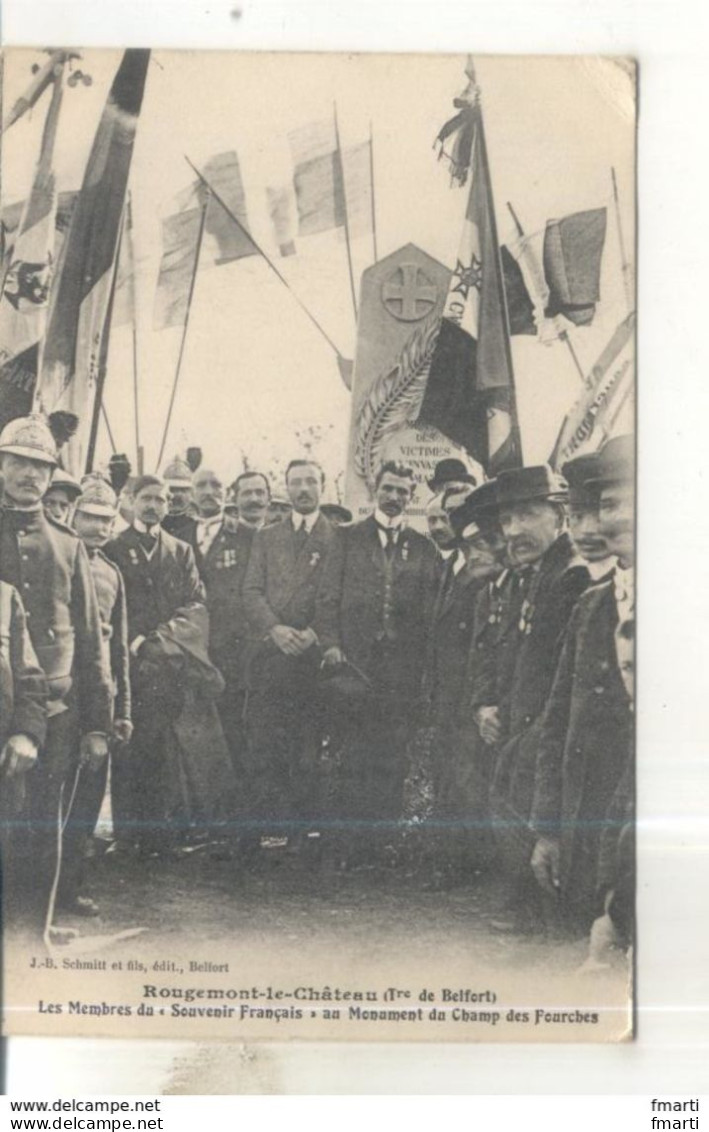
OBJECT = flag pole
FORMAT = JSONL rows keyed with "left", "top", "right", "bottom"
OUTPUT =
{"left": 184, "top": 156, "right": 344, "bottom": 359}
{"left": 369, "top": 120, "right": 378, "bottom": 263}
{"left": 155, "top": 193, "right": 208, "bottom": 472}
{"left": 506, "top": 200, "right": 590, "bottom": 389}
{"left": 611, "top": 167, "right": 633, "bottom": 314}
{"left": 100, "top": 402, "right": 117, "bottom": 454}
{"left": 85, "top": 207, "right": 126, "bottom": 472}
{"left": 126, "top": 191, "right": 143, "bottom": 473}
{"left": 474, "top": 95, "right": 523, "bottom": 466}
{"left": 333, "top": 102, "right": 359, "bottom": 321}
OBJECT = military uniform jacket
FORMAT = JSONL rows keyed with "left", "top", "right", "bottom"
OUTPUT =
{"left": 243, "top": 513, "right": 334, "bottom": 637}
{"left": 0, "top": 581, "right": 47, "bottom": 749}
{"left": 88, "top": 548, "right": 131, "bottom": 723}
{"left": 530, "top": 579, "right": 633, "bottom": 891}
{"left": 104, "top": 525, "right": 206, "bottom": 643}
{"left": 425, "top": 557, "right": 482, "bottom": 725}
{"left": 0, "top": 506, "right": 112, "bottom": 734}
{"left": 193, "top": 521, "right": 256, "bottom": 659}
{"left": 315, "top": 514, "right": 438, "bottom": 697}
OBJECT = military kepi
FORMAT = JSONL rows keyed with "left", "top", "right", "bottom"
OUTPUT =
{"left": 495, "top": 464, "right": 568, "bottom": 506}
{"left": 0, "top": 413, "right": 58, "bottom": 466}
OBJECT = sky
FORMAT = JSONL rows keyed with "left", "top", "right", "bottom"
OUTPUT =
{"left": 1, "top": 49, "right": 635, "bottom": 496}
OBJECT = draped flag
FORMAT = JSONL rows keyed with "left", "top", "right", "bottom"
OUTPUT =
{"left": 417, "top": 77, "right": 522, "bottom": 475}
{"left": 550, "top": 311, "right": 635, "bottom": 467}
{"left": 543, "top": 208, "right": 607, "bottom": 325}
{"left": 153, "top": 150, "right": 257, "bottom": 330}
{"left": 0, "top": 70, "right": 63, "bottom": 432}
{"left": 500, "top": 208, "right": 607, "bottom": 339}
{"left": 265, "top": 185, "right": 296, "bottom": 257}
{"left": 36, "top": 49, "right": 150, "bottom": 474}
{"left": 288, "top": 119, "right": 372, "bottom": 239}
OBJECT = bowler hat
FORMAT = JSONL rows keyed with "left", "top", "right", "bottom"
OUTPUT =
{"left": 561, "top": 453, "right": 602, "bottom": 506}
{"left": 449, "top": 480, "right": 499, "bottom": 538}
{"left": 586, "top": 435, "right": 634, "bottom": 486}
{"left": 321, "top": 503, "right": 353, "bottom": 525}
{"left": 427, "top": 458, "right": 477, "bottom": 493}
{"left": 495, "top": 465, "right": 568, "bottom": 508}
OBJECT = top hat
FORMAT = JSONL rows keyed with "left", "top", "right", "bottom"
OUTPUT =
{"left": 585, "top": 435, "right": 634, "bottom": 486}
{"left": 427, "top": 458, "right": 477, "bottom": 493}
{"left": 495, "top": 465, "right": 568, "bottom": 508}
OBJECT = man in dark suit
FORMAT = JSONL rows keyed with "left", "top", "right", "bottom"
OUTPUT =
{"left": 196, "top": 470, "right": 270, "bottom": 777}
{"left": 242, "top": 460, "right": 334, "bottom": 846}
{"left": 419, "top": 487, "right": 501, "bottom": 883}
{"left": 0, "top": 414, "right": 112, "bottom": 931}
{"left": 105, "top": 474, "right": 209, "bottom": 854}
{"left": 316, "top": 461, "right": 438, "bottom": 862}
{"left": 484, "top": 465, "right": 590, "bottom": 935}
{"left": 530, "top": 437, "right": 634, "bottom": 942}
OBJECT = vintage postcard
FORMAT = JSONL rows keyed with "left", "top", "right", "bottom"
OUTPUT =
{"left": 0, "top": 48, "right": 635, "bottom": 1042}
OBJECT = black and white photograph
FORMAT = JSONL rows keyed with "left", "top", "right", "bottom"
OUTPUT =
{"left": 0, "top": 47, "right": 635, "bottom": 1042}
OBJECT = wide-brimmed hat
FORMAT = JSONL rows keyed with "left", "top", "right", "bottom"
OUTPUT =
{"left": 449, "top": 480, "right": 499, "bottom": 539}
{"left": 585, "top": 435, "right": 634, "bottom": 486}
{"left": 495, "top": 464, "right": 568, "bottom": 507}
{"left": 427, "top": 458, "right": 477, "bottom": 493}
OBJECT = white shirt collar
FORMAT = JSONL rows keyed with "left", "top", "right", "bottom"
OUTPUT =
{"left": 374, "top": 508, "right": 403, "bottom": 531}
{"left": 291, "top": 509, "right": 320, "bottom": 534}
{"left": 196, "top": 512, "right": 222, "bottom": 527}
{"left": 134, "top": 518, "right": 160, "bottom": 536}
{"left": 587, "top": 556, "right": 615, "bottom": 581}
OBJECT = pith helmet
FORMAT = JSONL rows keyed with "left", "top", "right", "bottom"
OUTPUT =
{"left": 0, "top": 413, "right": 58, "bottom": 466}
{"left": 162, "top": 456, "right": 193, "bottom": 487}
{"left": 76, "top": 476, "right": 118, "bottom": 517}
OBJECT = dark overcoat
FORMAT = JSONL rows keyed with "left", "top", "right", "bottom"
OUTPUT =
{"left": 530, "top": 579, "right": 633, "bottom": 917}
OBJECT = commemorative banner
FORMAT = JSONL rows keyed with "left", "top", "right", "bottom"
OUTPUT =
{"left": 0, "top": 49, "right": 635, "bottom": 1043}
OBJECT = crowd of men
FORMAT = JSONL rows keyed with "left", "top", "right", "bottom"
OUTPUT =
{"left": 0, "top": 411, "right": 634, "bottom": 965}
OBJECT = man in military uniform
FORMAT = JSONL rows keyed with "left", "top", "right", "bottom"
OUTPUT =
{"left": 105, "top": 475, "right": 214, "bottom": 854}
{"left": 161, "top": 457, "right": 196, "bottom": 543}
{"left": 72, "top": 477, "right": 132, "bottom": 861}
{"left": 0, "top": 414, "right": 112, "bottom": 930}
{"left": 243, "top": 460, "right": 334, "bottom": 849}
{"left": 0, "top": 580, "right": 48, "bottom": 925}
{"left": 316, "top": 461, "right": 438, "bottom": 864}
{"left": 43, "top": 468, "right": 82, "bottom": 525}
{"left": 530, "top": 436, "right": 634, "bottom": 940}
{"left": 484, "top": 465, "right": 590, "bottom": 935}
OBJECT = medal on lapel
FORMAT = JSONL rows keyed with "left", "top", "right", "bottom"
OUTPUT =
{"left": 309, "top": 550, "right": 321, "bottom": 568}
{"left": 401, "top": 540, "right": 409, "bottom": 562}
{"left": 129, "top": 548, "right": 139, "bottom": 566}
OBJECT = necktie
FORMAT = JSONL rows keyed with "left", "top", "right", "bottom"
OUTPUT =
{"left": 138, "top": 529, "right": 157, "bottom": 554}
{"left": 293, "top": 519, "right": 308, "bottom": 554}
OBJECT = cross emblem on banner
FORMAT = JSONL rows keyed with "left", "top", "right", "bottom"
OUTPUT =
{"left": 381, "top": 262, "right": 439, "bottom": 322}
